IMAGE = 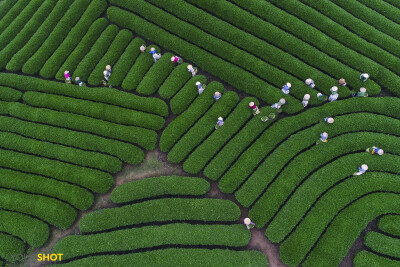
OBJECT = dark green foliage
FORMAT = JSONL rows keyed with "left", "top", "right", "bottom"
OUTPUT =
{"left": 0, "top": 86, "right": 22, "bottom": 101}
{"left": 158, "top": 63, "right": 192, "bottom": 99}
{"left": 364, "top": 231, "right": 400, "bottom": 258}
{"left": 378, "top": 215, "right": 400, "bottom": 236}
{"left": 354, "top": 250, "right": 399, "bottom": 267}
{"left": 0, "top": 233, "right": 25, "bottom": 263}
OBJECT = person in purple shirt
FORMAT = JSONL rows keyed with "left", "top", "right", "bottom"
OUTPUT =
{"left": 64, "top": 70, "right": 71, "bottom": 84}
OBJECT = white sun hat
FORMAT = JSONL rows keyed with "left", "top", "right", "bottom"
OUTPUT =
{"left": 286, "top": 82, "right": 292, "bottom": 87}
{"left": 305, "top": 79, "right": 313, "bottom": 85}
{"left": 378, "top": 149, "right": 384, "bottom": 155}
{"left": 171, "top": 57, "right": 175, "bottom": 62}
{"left": 360, "top": 87, "right": 367, "bottom": 93}
{"left": 218, "top": 117, "right": 223, "bottom": 121}
{"left": 64, "top": 70, "right": 69, "bottom": 74}
{"left": 331, "top": 86, "right": 338, "bottom": 92}
{"left": 150, "top": 47, "right": 155, "bottom": 51}
{"left": 249, "top": 102, "right": 255, "bottom": 107}
{"left": 187, "top": 64, "right": 193, "bottom": 69}
{"left": 244, "top": 218, "right": 251, "bottom": 225}
{"left": 196, "top": 81, "right": 201, "bottom": 85}
{"left": 106, "top": 65, "right": 111, "bottom": 70}
{"left": 303, "top": 94, "right": 310, "bottom": 100}
{"left": 361, "top": 164, "right": 368, "bottom": 170}
{"left": 279, "top": 98, "right": 286, "bottom": 104}
{"left": 322, "top": 132, "right": 328, "bottom": 138}
{"left": 327, "top": 118, "right": 334, "bottom": 124}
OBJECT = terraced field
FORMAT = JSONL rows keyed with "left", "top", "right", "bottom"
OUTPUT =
{"left": 0, "top": 0, "right": 399, "bottom": 266}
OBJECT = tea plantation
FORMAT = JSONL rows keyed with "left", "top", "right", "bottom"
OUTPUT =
{"left": 0, "top": 0, "right": 399, "bottom": 266}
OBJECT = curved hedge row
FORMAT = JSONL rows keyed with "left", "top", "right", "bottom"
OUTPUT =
{"left": 0, "top": 148, "right": 114, "bottom": 194}
{"left": 160, "top": 82, "right": 224, "bottom": 152}
{"left": 107, "top": 37, "right": 143, "bottom": 87}
{"left": 0, "top": 167, "right": 93, "bottom": 211}
{"left": 22, "top": 0, "right": 92, "bottom": 75}
{"left": 121, "top": 45, "right": 159, "bottom": 91}
{"left": 6, "top": 0, "right": 74, "bottom": 72}
{"left": 0, "top": 115, "right": 144, "bottom": 165}
{"left": 110, "top": 176, "right": 210, "bottom": 203}
{"left": 264, "top": 0, "right": 400, "bottom": 96}
{"left": 302, "top": 193, "right": 400, "bottom": 266}
{"left": 0, "top": 73, "right": 169, "bottom": 117}
{"left": 183, "top": 97, "right": 258, "bottom": 174}
{"left": 0, "top": 232, "right": 25, "bottom": 263}
{"left": 0, "top": 0, "right": 29, "bottom": 33}
{"left": 0, "top": 131, "right": 122, "bottom": 173}
{"left": 23, "top": 91, "right": 165, "bottom": 131}
{"left": 0, "top": 188, "right": 77, "bottom": 229}
{"left": 87, "top": 29, "right": 132, "bottom": 86}
{"left": 55, "top": 18, "right": 108, "bottom": 81}
{"left": 0, "top": 0, "right": 18, "bottom": 21}
{"left": 250, "top": 133, "right": 400, "bottom": 230}
{"left": 168, "top": 91, "right": 239, "bottom": 163}
{"left": 235, "top": 113, "right": 400, "bottom": 207}
{"left": 7, "top": 102, "right": 158, "bottom": 150}
{"left": 354, "top": 250, "right": 399, "bottom": 267}
{"left": 378, "top": 215, "right": 400, "bottom": 236}
{"left": 357, "top": 0, "right": 400, "bottom": 25}
{"left": 170, "top": 75, "right": 207, "bottom": 115}
{"left": 0, "top": 86, "right": 22, "bottom": 102}
{"left": 203, "top": 106, "right": 274, "bottom": 181}
{"left": 41, "top": 0, "right": 108, "bottom": 79}
{"left": 73, "top": 25, "right": 119, "bottom": 81}
{"left": 158, "top": 63, "right": 191, "bottom": 99}
{"left": 0, "top": 210, "right": 50, "bottom": 247}
{"left": 79, "top": 198, "right": 240, "bottom": 233}
{"left": 136, "top": 52, "right": 175, "bottom": 95}
{"left": 54, "top": 224, "right": 250, "bottom": 260}
{"left": 107, "top": 5, "right": 302, "bottom": 113}
{"left": 365, "top": 231, "right": 400, "bottom": 259}
{"left": 0, "top": 0, "right": 56, "bottom": 69}
{"left": 55, "top": 249, "right": 267, "bottom": 267}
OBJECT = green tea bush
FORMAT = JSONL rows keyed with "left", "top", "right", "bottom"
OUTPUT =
{"left": 158, "top": 63, "right": 191, "bottom": 99}
{"left": 0, "top": 0, "right": 29, "bottom": 33}
{"left": 23, "top": 92, "right": 165, "bottom": 130}
{"left": 0, "top": 233, "right": 25, "bottom": 263}
{"left": 378, "top": 215, "right": 400, "bottom": 236}
{"left": 111, "top": 176, "right": 210, "bottom": 203}
{"left": 0, "top": 0, "right": 18, "bottom": 20}
{"left": 0, "top": 86, "right": 22, "bottom": 101}
{"left": 41, "top": 0, "right": 108, "bottom": 78}
{"left": 354, "top": 250, "right": 399, "bottom": 267}
{"left": 364, "top": 231, "right": 400, "bottom": 258}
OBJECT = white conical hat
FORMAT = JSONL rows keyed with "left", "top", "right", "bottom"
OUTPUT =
{"left": 378, "top": 149, "right": 384, "bottom": 155}
{"left": 218, "top": 117, "right": 223, "bottom": 121}
{"left": 317, "top": 93, "right": 323, "bottom": 97}
{"left": 339, "top": 78, "right": 345, "bottom": 83}
{"left": 103, "top": 70, "right": 107, "bottom": 75}
{"left": 106, "top": 65, "right": 111, "bottom": 70}
{"left": 75, "top": 77, "right": 80, "bottom": 80}
{"left": 150, "top": 47, "right": 155, "bottom": 51}
{"left": 196, "top": 82, "right": 201, "bottom": 85}
{"left": 331, "top": 86, "right": 338, "bottom": 92}
{"left": 215, "top": 91, "right": 221, "bottom": 96}
{"left": 360, "top": 87, "right": 367, "bottom": 92}
{"left": 244, "top": 218, "right": 251, "bottom": 225}
{"left": 327, "top": 118, "right": 334, "bottom": 123}
{"left": 322, "top": 132, "right": 328, "bottom": 137}
{"left": 362, "top": 73, "right": 369, "bottom": 78}
{"left": 187, "top": 64, "right": 193, "bottom": 69}
{"left": 361, "top": 164, "right": 368, "bottom": 170}
{"left": 305, "top": 79, "right": 313, "bottom": 85}
{"left": 171, "top": 57, "right": 175, "bottom": 62}
{"left": 286, "top": 82, "right": 291, "bottom": 87}
{"left": 64, "top": 70, "right": 69, "bottom": 74}
{"left": 303, "top": 94, "right": 310, "bottom": 100}
{"left": 249, "top": 102, "right": 255, "bottom": 106}
{"left": 279, "top": 98, "right": 286, "bottom": 104}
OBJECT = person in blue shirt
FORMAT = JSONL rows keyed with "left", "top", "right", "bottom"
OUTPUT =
{"left": 149, "top": 47, "right": 161, "bottom": 62}
{"left": 281, "top": 82, "right": 291, "bottom": 94}
{"left": 196, "top": 82, "right": 205, "bottom": 94}
{"left": 366, "top": 146, "right": 384, "bottom": 155}
{"left": 305, "top": 79, "right": 315, "bottom": 89}
{"left": 214, "top": 91, "right": 222, "bottom": 101}
{"left": 354, "top": 164, "right": 368, "bottom": 176}
{"left": 215, "top": 117, "right": 224, "bottom": 129}
{"left": 316, "top": 132, "right": 328, "bottom": 145}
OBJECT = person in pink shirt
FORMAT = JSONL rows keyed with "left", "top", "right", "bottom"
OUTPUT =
{"left": 171, "top": 56, "right": 183, "bottom": 64}
{"left": 64, "top": 70, "right": 71, "bottom": 84}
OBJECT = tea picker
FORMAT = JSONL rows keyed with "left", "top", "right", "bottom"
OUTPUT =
{"left": 302, "top": 94, "right": 310, "bottom": 108}
{"left": 187, "top": 64, "right": 197, "bottom": 77}
{"left": 249, "top": 102, "right": 260, "bottom": 115}
{"left": 215, "top": 117, "right": 224, "bottom": 129}
{"left": 103, "top": 71, "right": 112, "bottom": 87}
{"left": 366, "top": 146, "right": 384, "bottom": 155}
{"left": 317, "top": 93, "right": 328, "bottom": 102}
{"left": 271, "top": 98, "right": 286, "bottom": 113}
{"left": 75, "top": 77, "right": 85, "bottom": 86}
{"left": 354, "top": 164, "right": 368, "bottom": 176}
{"left": 171, "top": 56, "right": 183, "bottom": 64}
{"left": 196, "top": 82, "right": 206, "bottom": 94}
{"left": 324, "top": 117, "right": 334, "bottom": 124}
{"left": 360, "top": 73, "right": 369, "bottom": 82}
{"left": 214, "top": 91, "right": 222, "bottom": 101}
{"left": 281, "top": 82, "right": 291, "bottom": 94}
{"left": 140, "top": 45, "right": 146, "bottom": 53}
{"left": 64, "top": 70, "right": 71, "bottom": 84}
{"left": 338, "top": 78, "right": 347, "bottom": 86}
{"left": 316, "top": 132, "right": 328, "bottom": 145}
{"left": 352, "top": 87, "right": 368, "bottom": 97}
{"left": 244, "top": 218, "right": 255, "bottom": 230}
{"left": 149, "top": 47, "right": 162, "bottom": 62}
{"left": 305, "top": 79, "right": 315, "bottom": 89}
{"left": 328, "top": 86, "right": 339, "bottom": 102}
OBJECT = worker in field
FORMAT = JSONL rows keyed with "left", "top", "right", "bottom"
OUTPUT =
{"left": 171, "top": 55, "right": 183, "bottom": 64}
{"left": 215, "top": 117, "right": 224, "bottom": 129}
{"left": 324, "top": 117, "right": 334, "bottom": 124}
{"left": 187, "top": 64, "right": 197, "bottom": 76}
{"left": 149, "top": 47, "right": 161, "bottom": 62}
{"left": 317, "top": 92, "right": 328, "bottom": 101}
{"left": 328, "top": 86, "right": 339, "bottom": 102}
{"left": 360, "top": 73, "right": 369, "bottom": 82}
{"left": 244, "top": 218, "right": 255, "bottom": 229}
{"left": 302, "top": 94, "right": 310, "bottom": 107}
{"left": 354, "top": 164, "right": 368, "bottom": 176}
{"left": 214, "top": 91, "right": 222, "bottom": 101}
{"left": 271, "top": 98, "right": 286, "bottom": 112}
{"left": 316, "top": 132, "right": 328, "bottom": 145}
{"left": 196, "top": 82, "right": 205, "bottom": 94}
{"left": 75, "top": 77, "right": 85, "bottom": 86}
{"left": 64, "top": 70, "right": 71, "bottom": 84}
{"left": 249, "top": 102, "right": 260, "bottom": 115}
{"left": 140, "top": 45, "right": 146, "bottom": 53}
{"left": 281, "top": 82, "right": 291, "bottom": 94}
{"left": 103, "top": 71, "right": 111, "bottom": 87}
{"left": 338, "top": 78, "right": 347, "bottom": 86}
{"left": 366, "top": 146, "right": 384, "bottom": 155}
{"left": 352, "top": 87, "right": 368, "bottom": 97}
{"left": 305, "top": 79, "right": 315, "bottom": 89}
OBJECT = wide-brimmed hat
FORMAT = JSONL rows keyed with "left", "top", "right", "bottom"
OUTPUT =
{"left": 279, "top": 98, "right": 286, "bottom": 104}
{"left": 286, "top": 82, "right": 291, "bottom": 87}
{"left": 249, "top": 102, "right": 255, "bottom": 106}
{"left": 322, "top": 132, "right": 328, "bottom": 137}
{"left": 303, "top": 94, "right": 310, "bottom": 100}
{"left": 218, "top": 117, "right": 223, "bottom": 121}
{"left": 360, "top": 87, "right": 367, "bottom": 92}
{"left": 64, "top": 70, "right": 69, "bottom": 74}
{"left": 196, "top": 82, "right": 201, "bottom": 85}
{"left": 331, "top": 86, "right": 338, "bottom": 92}
{"left": 327, "top": 118, "right": 334, "bottom": 123}
{"left": 106, "top": 65, "right": 111, "bottom": 70}
{"left": 361, "top": 164, "right": 368, "bottom": 170}
{"left": 187, "top": 65, "right": 193, "bottom": 69}
{"left": 150, "top": 47, "right": 155, "bottom": 51}
{"left": 378, "top": 149, "right": 384, "bottom": 155}
{"left": 244, "top": 218, "right": 251, "bottom": 225}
